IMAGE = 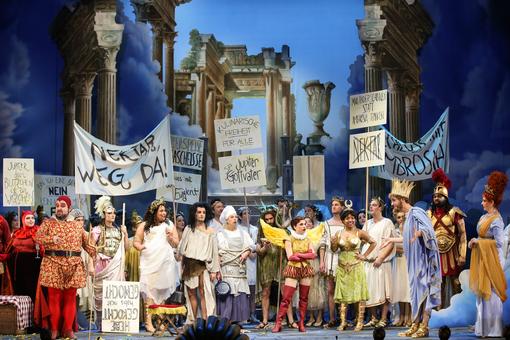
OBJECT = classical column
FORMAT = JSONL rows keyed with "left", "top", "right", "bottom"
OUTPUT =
{"left": 206, "top": 88, "right": 216, "bottom": 167}
{"left": 264, "top": 69, "right": 278, "bottom": 192}
{"left": 164, "top": 30, "right": 177, "bottom": 109}
{"left": 73, "top": 72, "right": 96, "bottom": 132}
{"left": 152, "top": 21, "right": 164, "bottom": 81}
{"left": 387, "top": 69, "right": 406, "bottom": 140}
{"left": 405, "top": 83, "right": 421, "bottom": 143}
{"left": 406, "top": 83, "right": 422, "bottom": 203}
{"left": 97, "top": 46, "right": 120, "bottom": 144}
{"left": 363, "top": 41, "right": 386, "bottom": 199}
{"left": 225, "top": 103, "right": 233, "bottom": 119}
{"left": 61, "top": 87, "right": 76, "bottom": 175}
{"left": 95, "top": 11, "right": 123, "bottom": 144}
{"left": 196, "top": 70, "right": 207, "bottom": 132}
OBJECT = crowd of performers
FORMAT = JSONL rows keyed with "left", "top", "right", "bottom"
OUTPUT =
{"left": 0, "top": 169, "right": 508, "bottom": 339}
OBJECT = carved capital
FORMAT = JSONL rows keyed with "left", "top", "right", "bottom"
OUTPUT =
{"left": 97, "top": 46, "right": 119, "bottom": 72}
{"left": 405, "top": 82, "right": 422, "bottom": 110}
{"left": 362, "top": 41, "right": 384, "bottom": 68}
{"left": 386, "top": 69, "right": 406, "bottom": 93}
{"left": 73, "top": 72, "right": 96, "bottom": 97}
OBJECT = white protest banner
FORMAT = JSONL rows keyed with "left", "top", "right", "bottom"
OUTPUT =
{"left": 74, "top": 115, "right": 174, "bottom": 195}
{"left": 34, "top": 175, "right": 90, "bottom": 217}
{"left": 214, "top": 115, "right": 262, "bottom": 152}
{"left": 218, "top": 153, "right": 266, "bottom": 189}
{"left": 293, "top": 155, "right": 325, "bottom": 201}
{"left": 156, "top": 171, "right": 201, "bottom": 205}
{"left": 349, "top": 130, "right": 386, "bottom": 169}
{"left": 349, "top": 90, "right": 387, "bottom": 129}
{"left": 371, "top": 108, "right": 449, "bottom": 181}
{"left": 102, "top": 281, "right": 140, "bottom": 333}
{"left": 171, "top": 136, "right": 204, "bottom": 170}
{"left": 3, "top": 158, "right": 34, "bottom": 207}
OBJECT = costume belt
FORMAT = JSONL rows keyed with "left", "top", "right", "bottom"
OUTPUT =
{"left": 45, "top": 250, "right": 81, "bottom": 257}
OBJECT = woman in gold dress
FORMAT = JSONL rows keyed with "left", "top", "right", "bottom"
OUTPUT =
{"left": 331, "top": 207, "right": 376, "bottom": 332}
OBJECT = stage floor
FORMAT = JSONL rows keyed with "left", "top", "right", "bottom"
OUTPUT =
{"left": 0, "top": 326, "right": 501, "bottom": 340}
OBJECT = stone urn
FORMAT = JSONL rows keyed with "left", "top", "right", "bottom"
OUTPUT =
{"left": 302, "top": 80, "right": 336, "bottom": 138}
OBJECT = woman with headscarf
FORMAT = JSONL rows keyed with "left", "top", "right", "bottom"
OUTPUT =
{"left": 469, "top": 171, "right": 508, "bottom": 338}
{"left": 88, "top": 196, "right": 129, "bottom": 329}
{"left": 215, "top": 205, "right": 254, "bottom": 322}
{"left": 1, "top": 210, "right": 43, "bottom": 301}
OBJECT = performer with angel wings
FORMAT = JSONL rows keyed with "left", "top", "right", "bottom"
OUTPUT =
{"left": 260, "top": 216, "right": 323, "bottom": 333}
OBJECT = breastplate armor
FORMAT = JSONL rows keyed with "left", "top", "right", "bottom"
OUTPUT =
{"left": 98, "top": 226, "right": 122, "bottom": 257}
{"left": 428, "top": 210, "right": 456, "bottom": 253}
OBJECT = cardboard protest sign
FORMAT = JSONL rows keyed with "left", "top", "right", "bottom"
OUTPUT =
{"left": 156, "top": 171, "right": 201, "bottom": 205}
{"left": 102, "top": 281, "right": 140, "bottom": 333}
{"left": 349, "top": 130, "right": 386, "bottom": 169}
{"left": 214, "top": 115, "right": 262, "bottom": 152}
{"left": 34, "top": 175, "right": 89, "bottom": 217}
{"left": 3, "top": 158, "right": 34, "bottom": 207}
{"left": 349, "top": 90, "right": 387, "bottom": 130}
{"left": 218, "top": 153, "right": 266, "bottom": 189}
{"left": 171, "top": 136, "right": 204, "bottom": 170}
{"left": 293, "top": 155, "right": 325, "bottom": 201}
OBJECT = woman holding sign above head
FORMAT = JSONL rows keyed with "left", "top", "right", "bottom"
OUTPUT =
{"left": 134, "top": 198, "right": 180, "bottom": 333}
{"left": 89, "top": 196, "right": 129, "bottom": 330}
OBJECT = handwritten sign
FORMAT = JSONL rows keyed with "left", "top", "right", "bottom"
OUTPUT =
{"left": 171, "top": 136, "right": 204, "bottom": 170}
{"left": 156, "top": 171, "right": 201, "bottom": 205}
{"left": 349, "top": 130, "right": 386, "bottom": 169}
{"left": 74, "top": 115, "right": 174, "bottom": 195}
{"left": 214, "top": 115, "right": 262, "bottom": 152}
{"left": 3, "top": 158, "right": 34, "bottom": 207}
{"left": 349, "top": 90, "right": 387, "bottom": 129}
{"left": 218, "top": 153, "right": 266, "bottom": 189}
{"left": 102, "top": 281, "right": 140, "bottom": 333}
{"left": 293, "top": 156, "right": 325, "bottom": 201}
{"left": 372, "top": 109, "right": 449, "bottom": 180}
{"left": 34, "top": 175, "right": 89, "bottom": 217}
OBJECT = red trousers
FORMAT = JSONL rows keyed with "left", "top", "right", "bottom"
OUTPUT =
{"left": 47, "top": 287, "right": 77, "bottom": 333}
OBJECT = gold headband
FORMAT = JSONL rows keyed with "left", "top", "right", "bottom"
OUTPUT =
{"left": 150, "top": 198, "right": 166, "bottom": 214}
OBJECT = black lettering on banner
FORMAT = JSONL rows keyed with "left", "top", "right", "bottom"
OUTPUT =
{"left": 77, "top": 166, "right": 132, "bottom": 189}
{"left": 140, "top": 154, "right": 166, "bottom": 183}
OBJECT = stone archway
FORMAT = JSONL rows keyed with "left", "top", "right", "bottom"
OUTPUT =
{"left": 175, "top": 34, "right": 296, "bottom": 192}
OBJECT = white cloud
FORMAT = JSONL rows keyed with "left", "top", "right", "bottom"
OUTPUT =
{"left": 0, "top": 91, "right": 23, "bottom": 158}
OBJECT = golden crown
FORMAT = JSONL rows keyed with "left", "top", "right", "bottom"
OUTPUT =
{"left": 390, "top": 179, "right": 415, "bottom": 199}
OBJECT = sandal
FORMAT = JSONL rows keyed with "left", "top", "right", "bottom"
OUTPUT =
{"left": 323, "top": 319, "right": 338, "bottom": 328}
{"left": 255, "top": 321, "right": 269, "bottom": 329}
{"left": 305, "top": 318, "right": 315, "bottom": 327}
{"left": 313, "top": 320, "right": 323, "bottom": 327}
{"left": 289, "top": 321, "right": 299, "bottom": 329}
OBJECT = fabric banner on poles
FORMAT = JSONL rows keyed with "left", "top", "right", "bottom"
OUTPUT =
{"left": 74, "top": 115, "right": 174, "bottom": 195}
{"left": 371, "top": 108, "right": 449, "bottom": 181}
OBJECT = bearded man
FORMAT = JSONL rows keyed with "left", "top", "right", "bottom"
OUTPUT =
{"left": 427, "top": 169, "right": 467, "bottom": 309}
